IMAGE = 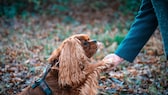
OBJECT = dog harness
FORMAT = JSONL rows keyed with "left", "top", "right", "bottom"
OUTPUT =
{"left": 31, "top": 64, "right": 52, "bottom": 95}
{"left": 31, "top": 78, "right": 52, "bottom": 95}
{"left": 31, "top": 61, "right": 59, "bottom": 95}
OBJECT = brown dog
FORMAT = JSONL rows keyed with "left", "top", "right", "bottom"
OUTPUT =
{"left": 18, "top": 34, "right": 110, "bottom": 95}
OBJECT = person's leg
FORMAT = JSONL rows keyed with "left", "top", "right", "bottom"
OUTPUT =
{"left": 151, "top": 0, "right": 168, "bottom": 59}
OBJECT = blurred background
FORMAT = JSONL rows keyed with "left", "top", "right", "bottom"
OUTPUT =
{"left": 0, "top": 0, "right": 168, "bottom": 95}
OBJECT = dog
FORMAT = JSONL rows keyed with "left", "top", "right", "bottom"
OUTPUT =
{"left": 18, "top": 34, "right": 110, "bottom": 95}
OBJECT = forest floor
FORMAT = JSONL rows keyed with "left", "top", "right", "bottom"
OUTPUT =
{"left": 0, "top": 3, "right": 168, "bottom": 95}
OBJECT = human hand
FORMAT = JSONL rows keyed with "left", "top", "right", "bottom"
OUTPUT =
{"left": 103, "top": 54, "right": 123, "bottom": 70}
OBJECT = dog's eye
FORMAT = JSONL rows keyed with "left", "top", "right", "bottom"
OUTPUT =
{"left": 83, "top": 41, "right": 88, "bottom": 46}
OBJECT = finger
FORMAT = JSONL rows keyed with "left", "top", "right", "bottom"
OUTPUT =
{"left": 103, "top": 58, "right": 113, "bottom": 63}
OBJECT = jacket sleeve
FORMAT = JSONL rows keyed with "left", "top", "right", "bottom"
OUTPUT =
{"left": 115, "top": 0, "right": 158, "bottom": 62}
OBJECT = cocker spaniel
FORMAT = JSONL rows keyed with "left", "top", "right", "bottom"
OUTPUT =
{"left": 18, "top": 34, "right": 110, "bottom": 95}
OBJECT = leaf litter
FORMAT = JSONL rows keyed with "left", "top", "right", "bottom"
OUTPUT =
{"left": 0, "top": 13, "right": 168, "bottom": 95}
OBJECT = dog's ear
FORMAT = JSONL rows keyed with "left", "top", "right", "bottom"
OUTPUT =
{"left": 58, "top": 37, "right": 87, "bottom": 87}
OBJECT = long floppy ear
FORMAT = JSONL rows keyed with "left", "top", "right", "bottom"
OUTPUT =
{"left": 58, "top": 37, "right": 87, "bottom": 87}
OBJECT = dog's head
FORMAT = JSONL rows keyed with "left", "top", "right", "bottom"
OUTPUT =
{"left": 73, "top": 34, "right": 98, "bottom": 58}
{"left": 48, "top": 34, "right": 98, "bottom": 87}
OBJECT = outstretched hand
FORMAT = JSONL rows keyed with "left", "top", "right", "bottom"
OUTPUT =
{"left": 103, "top": 54, "right": 123, "bottom": 70}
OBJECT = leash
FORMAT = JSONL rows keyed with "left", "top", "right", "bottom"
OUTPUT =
{"left": 31, "top": 60, "right": 59, "bottom": 95}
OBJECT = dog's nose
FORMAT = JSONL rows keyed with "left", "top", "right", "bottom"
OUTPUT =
{"left": 92, "top": 40, "right": 97, "bottom": 43}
